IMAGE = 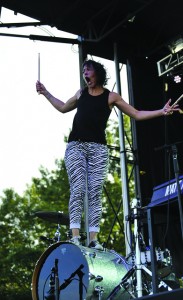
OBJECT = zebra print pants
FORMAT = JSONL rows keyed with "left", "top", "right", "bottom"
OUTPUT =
{"left": 64, "top": 141, "right": 109, "bottom": 233}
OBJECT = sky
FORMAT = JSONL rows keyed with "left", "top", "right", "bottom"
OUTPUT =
{"left": 0, "top": 7, "right": 128, "bottom": 196}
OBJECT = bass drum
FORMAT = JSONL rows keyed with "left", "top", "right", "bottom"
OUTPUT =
{"left": 32, "top": 241, "right": 132, "bottom": 300}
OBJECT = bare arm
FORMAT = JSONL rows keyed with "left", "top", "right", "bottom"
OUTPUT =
{"left": 36, "top": 81, "right": 81, "bottom": 113}
{"left": 109, "top": 92, "right": 179, "bottom": 120}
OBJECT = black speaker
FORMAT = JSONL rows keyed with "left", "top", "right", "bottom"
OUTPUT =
{"left": 139, "top": 288, "right": 183, "bottom": 300}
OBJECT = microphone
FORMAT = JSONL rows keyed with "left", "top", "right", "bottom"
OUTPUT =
{"left": 59, "top": 278, "right": 72, "bottom": 290}
{"left": 59, "top": 264, "right": 84, "bottom": 291}
{"left": 70, "top": 264, "right": 84, "bottom": 278}
{"left": 44, "top": 292, "right": 55, "bottom": 300}
{"left": 44, "top": 269, "right": 55, "bottom": 300}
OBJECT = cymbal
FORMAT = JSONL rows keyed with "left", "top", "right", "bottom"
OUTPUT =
{"left": 35, "top": 211, "right": 69, "bottom": 225}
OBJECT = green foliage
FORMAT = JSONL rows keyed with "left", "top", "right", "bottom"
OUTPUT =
{"left": 0, "top": 117, "right": 134, "bottom": 298}
{"left": 0, "top": 161, "right": 70, "bottom": 299}
{"left": 0, "top": 189, "right": 44, "bottom": 299}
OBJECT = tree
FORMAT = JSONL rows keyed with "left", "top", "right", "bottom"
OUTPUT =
{"left": 0, "top": 189, "right": 43, "bottom": 299}
{"left": 0, "top": 160, "right": 70, "bottom": 299}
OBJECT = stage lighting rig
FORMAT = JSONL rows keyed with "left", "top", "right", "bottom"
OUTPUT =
{"left": 157, "top": 37, "right": 183, "bottom": 77}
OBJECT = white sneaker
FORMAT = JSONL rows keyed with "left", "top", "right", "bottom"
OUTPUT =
{"left": 70, "top": 236, "right": 81, "bottom": 246}
{"left": 88, "top": 240, "right": 103, "bottom": 250}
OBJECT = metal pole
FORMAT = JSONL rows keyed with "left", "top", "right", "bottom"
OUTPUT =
{"left": 114, "top": 43, "right": 131, "bottom": 256}
{"left": 171, "top": 144, "right": 183, "bottom": 240}
{"left": 78, "top": 40, "right": 85, "bottom": 89}
{"left": 126, "top": 60, "right": 142, "bottom": 201}
{"left": 78, "top": 41, "right": 89, "bottom": 246}
{"left": 132, "top": 199, "right": 143, "bottom": 297}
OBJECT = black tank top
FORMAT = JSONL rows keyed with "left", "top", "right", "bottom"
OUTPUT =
{"left": 68, "top": 88, "right": 111, "bottom": 144}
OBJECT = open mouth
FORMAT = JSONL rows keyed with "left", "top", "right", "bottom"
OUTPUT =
{"left": 85, "top": 77, "right": 91, "bottom": 84}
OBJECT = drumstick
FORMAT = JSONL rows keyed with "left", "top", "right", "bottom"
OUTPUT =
{"left": 38, "top": 53, "right": 40, "bottom": 94}
{"left": 170, "top": 93, "right": 183, "bottom": 108}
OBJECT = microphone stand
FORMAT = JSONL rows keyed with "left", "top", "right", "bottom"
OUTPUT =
{"left": 78, "top": 269, "right": 84, "bottom": 300}
{"left": 59, "top": 264, "right": 84, "bottom": 299}
{"left": 54, "top": 259, "right": 59, "bottom": 300}
{"left": 171, "top": 144, "right": 183, "bottom": 240}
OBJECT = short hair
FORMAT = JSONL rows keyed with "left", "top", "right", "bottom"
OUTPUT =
{"left": 82, "top": 59, "right": 108, "bottom": 86}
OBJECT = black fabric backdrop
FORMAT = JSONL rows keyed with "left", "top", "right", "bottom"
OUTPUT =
{"left": 129, "top": 57, "right": 183, "bottom": 277}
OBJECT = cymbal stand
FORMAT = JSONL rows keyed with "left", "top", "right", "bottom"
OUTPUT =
{"left": 132, "top": 198, "right": 143, "bottom": 297}
{"left": 54, "top": 223, "right": 61, "bottom": 242}
{"left": 131, "top": 198, "right": 173, "bottom": 297}
{"left": 107, "top": 198, "right": 146, "bottom": 299}
{"left": 107, "top": 198, "right": 173, "bottom": 299}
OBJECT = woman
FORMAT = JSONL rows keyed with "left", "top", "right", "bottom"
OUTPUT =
{"left": 36, "top": 59, "right": 178, "bottom": 250}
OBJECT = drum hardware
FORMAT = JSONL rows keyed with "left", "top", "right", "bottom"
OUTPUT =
{"left": 106, "top": 266, "right": 136, "bottom": 300}
{"left": 132, "top": 199, "right": 173, "bottom": 297}
{"left": 127, "top": 247, "right": 173, "bottom": 279}
{"left": 35, "top": 211, "right": 69, "bottom": 244}
{"left": 95, "top": 275, "right": 103, "bottom": 282}
{"left": 89, "top": 273, "right": 96, "bottom": 280}
{"left": 116, "top": 257, "right": 123, "bottom": 264}
{"left": 40, "top": 235, "right": 56, "bottom": 245}
{"left": 124, "top": 199, "right": 148, "bottom": 297}
{"left": 40, "top": 223, "right": 62, "bottom": 246}
{"left": 110, "top": 249, "right": 127, "bottom": 265}
{"left": 54, "top": 223, "right": 61, "bottom": 242}
{"left": 33, "top": 204, "right": 174, "bottom": 299}
{"left": 107, "top": 199, "right": 174, "bottom": 299}
{"left": 88, "top": 251, "right": 96, "bottom": 258}
{"left": 90, "top": 275, "right": 103, "bottom": 282}
{"left": 93, "top": 285, "right": 104, "bottom": 300}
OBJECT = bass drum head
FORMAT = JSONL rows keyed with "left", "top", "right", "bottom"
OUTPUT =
{"left": 32, "top": 241, "right": 131, "bottom": 300}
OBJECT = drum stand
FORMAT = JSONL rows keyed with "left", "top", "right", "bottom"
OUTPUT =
{"left": 107, "top": 198, "right": 172, "bottom": 299}
{"left": 40, "top": 223, "right": 62, "bottom": 245}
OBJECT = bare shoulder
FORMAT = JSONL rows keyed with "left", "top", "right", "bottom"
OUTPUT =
{"left": 108, "top": 91, "right": 122, "bottom": 106}
{"left": 64, "top": 89, "right": 81, "bottom": 112}
{"left": 75, "top": 88, "right": 83, "bottom": 99}
{"left": 67, "top": 89, "right": 82, "bottom": 104}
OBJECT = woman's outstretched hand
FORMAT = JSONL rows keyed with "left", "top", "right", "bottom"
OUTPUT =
{"left": 162, "top": 99, "right": 180, "bottom": 115}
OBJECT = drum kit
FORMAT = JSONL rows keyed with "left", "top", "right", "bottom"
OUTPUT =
{"left": 31, "top": 204, "right": 175, "bottom": 300}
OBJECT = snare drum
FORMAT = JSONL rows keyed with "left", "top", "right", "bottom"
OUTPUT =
{"left": 32, "top": 242, "right": 131, "bottom": 300}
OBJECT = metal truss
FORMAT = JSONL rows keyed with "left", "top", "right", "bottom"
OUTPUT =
{"left": 157, "top": 49, "right": 183, "bottom": 77}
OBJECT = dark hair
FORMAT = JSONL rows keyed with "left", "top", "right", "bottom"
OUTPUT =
{"left": 82, "top": 59, "right": 108, "bottom": 86}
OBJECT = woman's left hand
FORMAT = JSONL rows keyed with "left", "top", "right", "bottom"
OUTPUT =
{"left": 163, "top": 99, "right": 180, "bottom": 115}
